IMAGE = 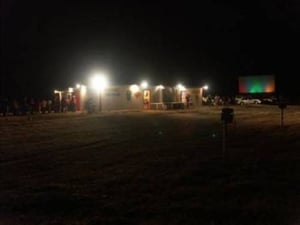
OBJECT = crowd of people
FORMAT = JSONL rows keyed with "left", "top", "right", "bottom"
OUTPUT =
{"left": 0, "top": 95, "right": 78, "bottom": 117}
{"left": 202, "top": 95, "right": 234, "bottom": 106}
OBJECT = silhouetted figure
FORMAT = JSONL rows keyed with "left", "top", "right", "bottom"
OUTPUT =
{"left": 30, "top": 97, "right": 35, "bottom": 114}
{"left": 86, "top": 98, "right": 94, "bottom": 113}
{"left": 12, "top": 99, "right": 19, "bottom": 116}
{"left": 41, "top": 99, "right": 47, "bottom": 114}
{"left": 185, "top": 94, "right": 190, "bottom": 109}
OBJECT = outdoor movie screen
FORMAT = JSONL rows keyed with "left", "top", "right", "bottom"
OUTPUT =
{"left": 238, "top": 75, "right": 275, "bottom": 94}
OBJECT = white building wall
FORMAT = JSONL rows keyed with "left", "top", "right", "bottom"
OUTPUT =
{"left": 101, "top": 86, "right": 143, "bottom": 111}
{"left": 83, "top": 85, "right": 199, "bottom": 111}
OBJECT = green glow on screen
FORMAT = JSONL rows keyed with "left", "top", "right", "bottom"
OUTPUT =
{"left": 249, "top": 82, "right": 264, "bottom": 93}
{"left": 239, "top": 75, "right": 275, "bottom": 94}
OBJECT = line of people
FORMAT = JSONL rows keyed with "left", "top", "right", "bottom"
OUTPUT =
{"left": 0, "top": 96, "right": 78, "bottom": 116}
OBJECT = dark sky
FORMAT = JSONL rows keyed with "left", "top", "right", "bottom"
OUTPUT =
{"left": 1, "top": 0, "right": 300, "bottom": 98}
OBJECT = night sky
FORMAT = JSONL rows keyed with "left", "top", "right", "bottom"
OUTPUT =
{"left": 2, "top": 0, "right": 300, "bottom": 98}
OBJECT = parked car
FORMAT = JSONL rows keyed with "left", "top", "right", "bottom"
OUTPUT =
{"left": 261, "top": 96, "right": 278, "bottom": 105}
{"left": 236, "top": 96, "right": 262, "bottom": 105}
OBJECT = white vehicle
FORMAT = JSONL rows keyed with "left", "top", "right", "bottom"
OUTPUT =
{"left": 236, "top": 96, "right": 262, "bottom": 105}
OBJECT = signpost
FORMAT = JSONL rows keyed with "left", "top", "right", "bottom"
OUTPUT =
{"left": 278, "top": 103, "right": 287, "bottom": 128}
{"left": 221, "top": 108, "right": 234, "bottom": 157}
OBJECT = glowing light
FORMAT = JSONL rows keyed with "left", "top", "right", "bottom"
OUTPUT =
{"left": 239, "top": 75, "right": 275, "bottom": 94}
{"left": 76, "top": 84, "right": 81, "bottom": 89}
{"left": 141, "top": 81, "right": 148, "bottom": 89}
{"left": 176, "top": 84, "right": 186, "bottom": 91}
{"left": 54, "top": 90, "right": 59, "bottom": 94}
{"left": 80, "top": 85, "right": 87, "bottom": 95}
{"left": 68, "top": 87, "right": 74, "bottom": 93}
{"left": 202, "top": 85, "right": 209, "bottom": 90}
{"left": 90, "top": 74, "right": 108, "bottom": 92}
{"left": 155, "top": 85, "right": 165, "bottom": 91}
{"left": 130, "top": 84, "right": 140, "bottom": 94}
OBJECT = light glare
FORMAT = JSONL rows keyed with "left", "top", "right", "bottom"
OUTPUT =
{"left": 141, "top": 81, "right": 148, "bottom": 89}
{"left": 156, "top": 85, "right": 165, "bottom": 91}
{"left": 203, "top": 85, "right": 209, "bottom": 90}
{"left": 81, "top": 85, "right": 87, "bottom": 95}
{"left": 177, "top": 84, "right": 186, "bottom": 91}
{"left": 91, "top": 75, "right": 108, "bottom": 92}
{"left": 130, "top": 84, "right": 140, "bottom": 93}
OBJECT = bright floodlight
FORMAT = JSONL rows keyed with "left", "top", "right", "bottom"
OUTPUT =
{"left": 68, "top": 87, "right": 74, "bottom": 93}
{"left": 156, "top": 85, "right": 165, "bottom": 90}
{"left": 76, "top": 84, "right": 81, "bottom": 89}
{"left": 177, "top": 83, "right": 186, "bottom": 91}
{"left": 130, "top": 84, "right": 140, "bottom": 93}
{"left": 203, "top": 85, "right": 209, "bottom": 90}
{"left": 141, "top": 81, "right": 148, "bottom": 89}
{"left": 91, "top": 74, "right": 108, "bottom": 92}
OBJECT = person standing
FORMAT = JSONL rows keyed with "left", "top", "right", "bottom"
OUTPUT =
{"left": 48, "top": 99, "right": 52, "bottom": 113}
{"left": 185, "top": 94, "right": 190, "bottom": 109}
{"left": 41, "top": 99, "right": 47, "bottom": 114}
{"left": 30, "top": 97, "right": 35, "bottom": 114}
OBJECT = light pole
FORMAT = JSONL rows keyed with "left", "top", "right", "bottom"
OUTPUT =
{"left": 91, "top": 74, "right": 108, "bottom": 112}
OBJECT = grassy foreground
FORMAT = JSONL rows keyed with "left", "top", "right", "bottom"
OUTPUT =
{"left": 0, "top": 105, "right": 299, "bottom": 225}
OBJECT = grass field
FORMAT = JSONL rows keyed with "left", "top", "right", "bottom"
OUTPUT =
{"left": 1, "top": 105, "right": 300, "bottom": 225}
